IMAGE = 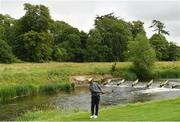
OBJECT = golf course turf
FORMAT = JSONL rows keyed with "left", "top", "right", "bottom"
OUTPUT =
{"left": 18, "top": 98, "right": 180, "bottom": 121}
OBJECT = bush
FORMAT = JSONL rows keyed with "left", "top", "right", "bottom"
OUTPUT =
{"left": 111, "top": 68, "right": 137, "bottom": 81}
{"left": 111, "top": 62, "right": 117, "bottom": 72}
{"left": 129, "top": 34, "right": 156, "bottom": 80}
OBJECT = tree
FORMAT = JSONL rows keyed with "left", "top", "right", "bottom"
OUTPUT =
{"left": 18, "top": 3, "right": 52, "bottom": 34}
{"left": 149, "top": 20, "right": 169, "bottom": 35}
{"left": 129, "top": 34, "right": 156, "bottom": 80}
{"left": 168, "top": 42, "right": 180, "bottom": 61}
{"left": 149, "top": 34, "right": 169, "bottom": 60}
{"left": 52, "top": 44, "right": 67, "bottom": 62}
{"left": 111, "top": 21, "right": 131, "bottom": 61}
{"left": 50, "top": 20, "right": 72, "bottom": 44}
{"left": 86, "top": 29, "right": 110, "bottom": 61}
{"left": 60, "top": 33, "right": 84, "bottom": 62}
{"left": 94, "top": 13, "right": 132, "bottom": 61}
{"left": 50, "top": 20, "right": 87, "bottom": 62}
{"left": 0, "top": 39, "right": 15, "bottom": 63}
{"left": 79, "top": 31, "right": 88, "bottom": 61}
{"left": 14, "top": 31, "right": 53, "bottom": 62}
{"left": 10, "top": 3, "right": 54, "bottom": 62}
{"left": 130, "top": 20, "right": 146, "bottom": 39}
{"left": 0, "top": 14, "right": 15, "bottom": 45}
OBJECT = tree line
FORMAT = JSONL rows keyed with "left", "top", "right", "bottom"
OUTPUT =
{"left": 0, "top": 3, "right": 180, "bottom": 63}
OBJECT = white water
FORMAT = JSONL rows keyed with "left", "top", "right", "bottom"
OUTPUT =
{"left": 140, "top": 87, "right": 180, "bottom": 93}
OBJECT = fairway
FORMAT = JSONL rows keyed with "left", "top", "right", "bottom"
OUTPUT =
{"left": 18, "top": 98, "right": 180, "bottom": 121}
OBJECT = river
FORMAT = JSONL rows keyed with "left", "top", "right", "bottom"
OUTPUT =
{"left": 1, "top": 79, "right": 180, "bottom": 120}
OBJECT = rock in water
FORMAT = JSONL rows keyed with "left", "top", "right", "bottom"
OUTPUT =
{"left": 132, "top": 79, "right": 139, "bottom": 87}
{"left": 146, "top": 80, "right": 153, "bottom": 88}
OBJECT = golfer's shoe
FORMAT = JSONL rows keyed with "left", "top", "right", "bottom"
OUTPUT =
{"left": 90, "top": 115, "right": 94, "bottom": 119}
{"left": 94, "top": 115, "right": 98, "bottom": 119}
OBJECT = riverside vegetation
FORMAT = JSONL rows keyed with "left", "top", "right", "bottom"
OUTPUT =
{"left": 0, "top": 62, "right": 180, "bottom": 101}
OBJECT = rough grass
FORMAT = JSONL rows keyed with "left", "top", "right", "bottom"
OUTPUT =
{"left": 0, "top": 62, "right": 115, "bottom": 100}
{"left": 153, "top": 62, "right": 180, "bottom": 78}
{"left": 0, "top": 62, "right": 180, "bottom": 100}
{"left": 18, "top": 98, "right": 180, "bottom": 121}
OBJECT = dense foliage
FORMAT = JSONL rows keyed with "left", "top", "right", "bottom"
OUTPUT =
{"left": 0, "top": 3, "right": 179, "bottom": 63}
{"left": 0, "top": 39, "right": 15, "bottom": 63}
{"left": 129, "top": 34, "right": 156, "bottom": 80}
{"left": 14, "top": 31, "right": 53, "bottom": 62}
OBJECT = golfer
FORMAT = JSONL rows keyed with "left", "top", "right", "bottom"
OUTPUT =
{"left": 88, "top": 78, "right": 104, "bottom": 119}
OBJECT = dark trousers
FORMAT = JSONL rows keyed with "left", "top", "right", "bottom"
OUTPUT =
{"left": 91, "top": 95, "right": 100, "bottom": 116}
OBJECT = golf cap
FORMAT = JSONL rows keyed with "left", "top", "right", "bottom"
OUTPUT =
{"left": 88, "top": 78, "right": 93, "bottom": 82}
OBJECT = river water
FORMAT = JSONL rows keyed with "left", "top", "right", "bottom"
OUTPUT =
{"left": 1, "top": 79, "right": 180, "bottom": 120}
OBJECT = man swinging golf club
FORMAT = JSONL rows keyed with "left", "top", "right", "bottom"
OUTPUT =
{"left": 88, "top": 78, "right": 104, "bottom": 119}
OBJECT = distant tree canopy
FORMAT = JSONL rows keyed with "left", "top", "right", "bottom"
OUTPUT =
{"left": 131, "top": 20, "right": 146, "bottom": 39}
{"left": 0, "top": 39, "right": 15, "bottom": 63}
{"left": 149, "top": 34, "right": 169, "bottom": 61}
{"left": 168, "top": 42, "right": 180, "bottom": 61}
{"left": 19, "top": 3, "right": 52, "bottom": 33}
{"left": 14, "top": 31, "right": 53, "bottom": 62}
{"left": 92, "top": 13, "right": 133, "bottom": 61}
{"left": 149, "top": 20, "right": 179, "bottom": 61}
{"left": 149, "top": 20, "right": 169, "bottom": 35}
{"left": 0, "top": 3, "right": 179, "bottom": 63}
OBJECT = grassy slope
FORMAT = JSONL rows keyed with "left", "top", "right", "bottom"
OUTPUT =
{"left": 18, "top": 98, "right": 180, "bottom": 121}
{"left": 0, "top": 62, "right": 120, "bottom": 100}
{"left": 1, "top": 61, "right": 180, "bottom": 85}
{"left": 0, "top": 62, "right": 130, "bottom": 86}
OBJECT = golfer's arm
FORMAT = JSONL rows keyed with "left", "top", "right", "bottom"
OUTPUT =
{"left": 90, "top": 87, "right": 102, "bottom": 93}
{"left": 98, "top": 85, "right": 104, "bottom": 93}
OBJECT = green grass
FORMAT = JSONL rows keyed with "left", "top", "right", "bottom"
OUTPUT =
{"left": 18, "top": 98, "right": 180, "bottom": 121}
{"left": 0, "top": 62, "right": 180, "bottom": 100}
{"left": 0, "top": 62, "right": 115, "bottom": 100}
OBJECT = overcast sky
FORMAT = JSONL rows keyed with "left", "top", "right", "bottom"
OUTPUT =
{"left": 0, "top": 0, "right": 179, "bottom": 45}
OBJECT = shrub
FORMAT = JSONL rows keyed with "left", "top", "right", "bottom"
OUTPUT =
{"left": 111, "top": 62, "right": 117, "bottom": 72}
{"left": 129, "top": 34, "right": 156, "bottom": 80}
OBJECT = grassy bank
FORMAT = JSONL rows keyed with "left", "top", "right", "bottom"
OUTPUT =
{"left": 0, "top": 62, "right": 115, "bottom": 101}
{"left": 18, "top": 98, "right": 180, "bottom": 121}
{"left": 0, "top": 62, "right": 180, "bottom": 100}
{"left": 112, "top": 61, "right": 180, "bottom": 80}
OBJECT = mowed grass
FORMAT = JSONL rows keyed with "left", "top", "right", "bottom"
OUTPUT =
{"left": 0, "top": 61, "right": 180, "bottom": 100}
{"left": 18, "top": 98, "right": 180, "bottom": 121}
